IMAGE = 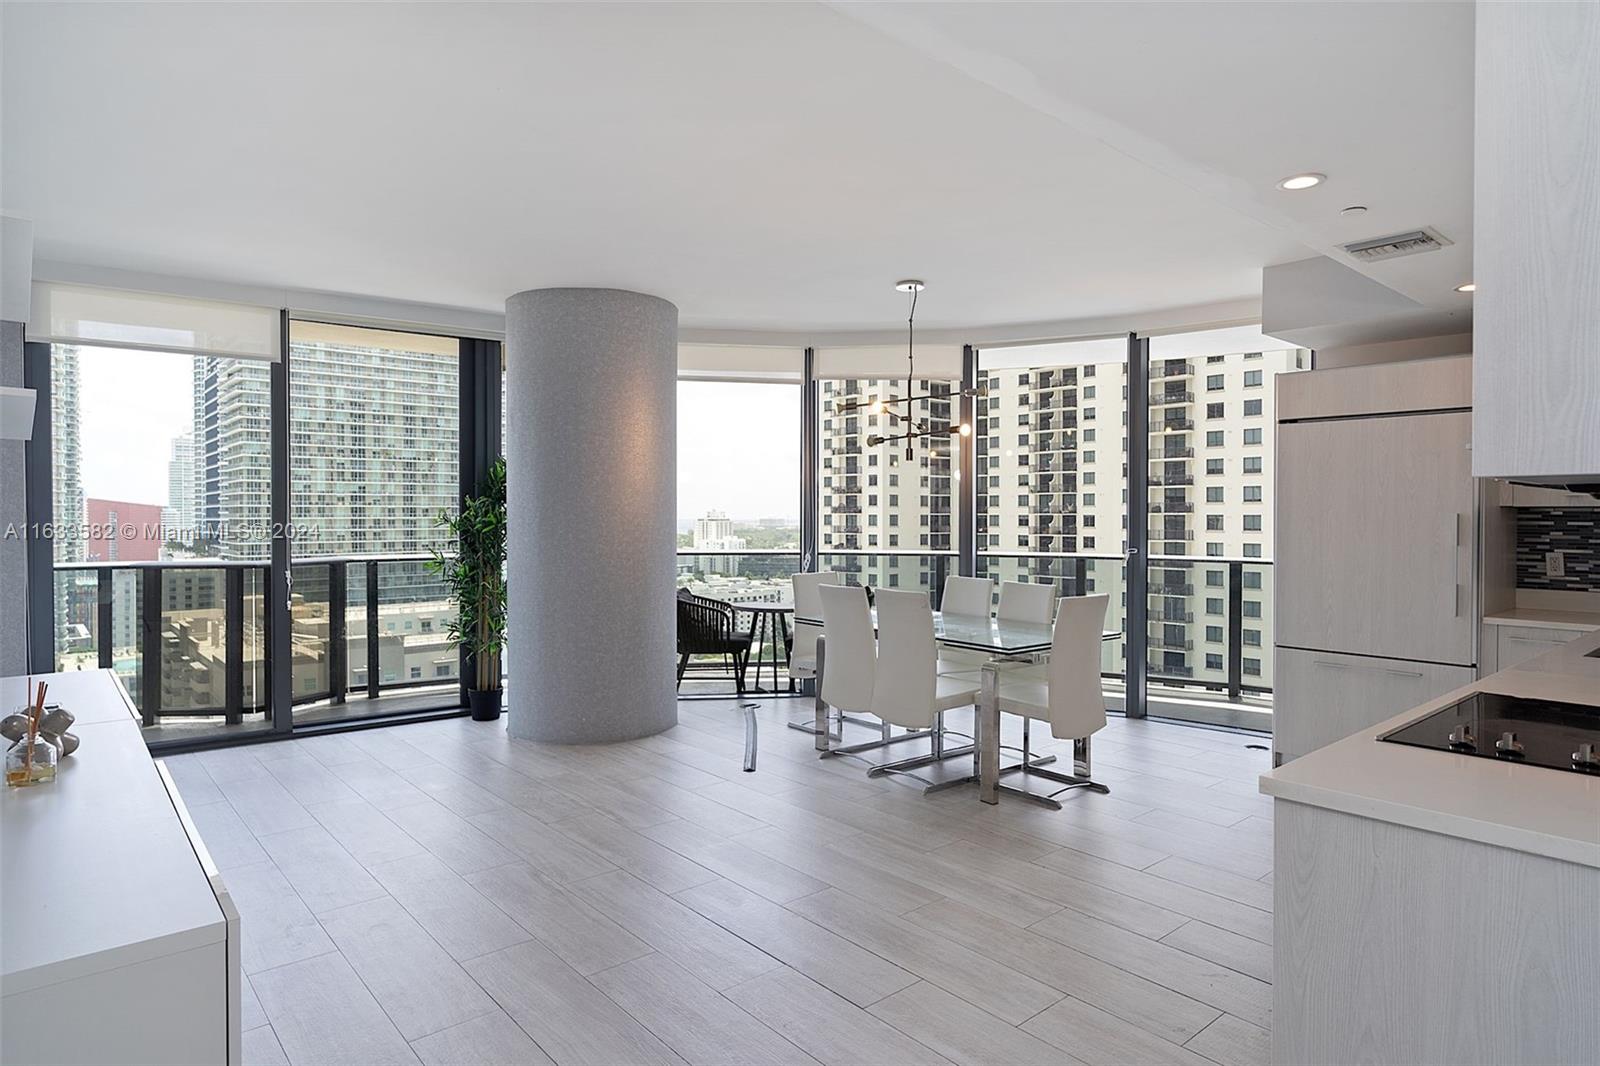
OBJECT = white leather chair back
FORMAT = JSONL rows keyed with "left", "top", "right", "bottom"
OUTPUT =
{"left": 1046, "top": 594, "right": 1111, "bottom": 740}
{"left": 869, "top": 588, "right": 939, "bottom": 730}
{"left": 791, "top": 571, "right": 842, "bottom": 665}
{"left": 940, "top": 575, "right": 992, "bottom": 618}
{"left": 818, "top": 583, "right": 876, "bottom": 713}
{"left": 998, "top": 581, "right": 1055, "bottom": 625}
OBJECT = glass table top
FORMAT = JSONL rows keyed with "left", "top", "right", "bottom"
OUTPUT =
{"left": 793, "top": 609, "right": 1118, "bottom": 656}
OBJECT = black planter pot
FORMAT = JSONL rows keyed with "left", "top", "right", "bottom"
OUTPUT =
{"left": 467, "top": 688, "right": 502, "bottom": 722}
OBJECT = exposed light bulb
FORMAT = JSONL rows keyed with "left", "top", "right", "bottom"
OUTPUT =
{"left": 1455, "top": 282, "right": 1476, "bottom": 293}
{"left": 869, "top": 399, "right": 884, "bottom": 414}
{"left": 958, "top": 423, "right": 972, "bottom": 437}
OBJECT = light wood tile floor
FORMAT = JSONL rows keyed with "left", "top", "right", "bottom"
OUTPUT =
{"left": 168, "top": 698, "right": 1275, "bottom": 1066}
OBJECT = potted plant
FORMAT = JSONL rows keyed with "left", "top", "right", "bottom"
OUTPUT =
{"left": 430, "top": 458, "right": 507, "bottom": 721}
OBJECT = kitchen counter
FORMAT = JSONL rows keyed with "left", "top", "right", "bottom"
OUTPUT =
{"left": 1481, "top": 607, "right": 1600, "bottom": 631}
{"left": 1260, "top": 627, "right": 1600, "bottom": 867}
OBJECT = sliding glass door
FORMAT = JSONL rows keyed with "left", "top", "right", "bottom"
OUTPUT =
{"left": 286, "top": 321, "right": 465, "bottom": 726}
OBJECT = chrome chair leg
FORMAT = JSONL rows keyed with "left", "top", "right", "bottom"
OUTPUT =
{"left": 865, "top": 711, "right": 977, "bottom": 787}
{"left": 997, "top": 733, "right": 1109, "bottom": 809}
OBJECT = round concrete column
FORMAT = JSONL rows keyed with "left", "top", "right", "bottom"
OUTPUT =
{"left": 504, "top": 288, "right": 678, "bottom": 743}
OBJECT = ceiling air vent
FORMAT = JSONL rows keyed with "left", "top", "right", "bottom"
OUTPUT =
{"left": 1341, "top": 227, "right": 1453, "bottom": 263}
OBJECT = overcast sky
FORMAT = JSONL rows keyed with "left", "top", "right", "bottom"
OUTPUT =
{"left": 76, "top": 347, "right": 192, "bottom": 505}
{"left": 70, "top": 350, "right": 801, "bottom": 526}
{"left": 676, "top": 381, "right": 800, "bottom": 526}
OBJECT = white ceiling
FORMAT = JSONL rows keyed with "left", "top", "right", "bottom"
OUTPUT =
{"left": 1, "top": 1, "right": 1475, "bottom": 339}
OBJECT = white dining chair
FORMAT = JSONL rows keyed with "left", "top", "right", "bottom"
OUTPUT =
{"left": 997, "top": 580, "right": 1056, "bottom": 624}
{"left": 813, "top": 583, "right": 940, "bottom": 758}
{"left": 991, "top": 593, "right": 1112, "bottom": 808}
{"left": 937, "top": 575, "right": 994, "bottom": 677}
{"left": 856, "top": 588, "right": 981, "bottom": 783}
{"left": 790, "top": 571, "right": 842, "bottom": 682}
{"left": 940, "top": 575, "right": 992, "bottom": 617}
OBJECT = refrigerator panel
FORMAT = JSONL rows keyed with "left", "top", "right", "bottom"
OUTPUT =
{"left": 1276, "top": 411, "right": 1475, "bottom": 665}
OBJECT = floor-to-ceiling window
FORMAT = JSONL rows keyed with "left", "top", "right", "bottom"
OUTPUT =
{"left": 48, "top": 343, "right": 272, "bottom": 743}
{"left": 974, "top": 337, "right": 1132, "bottom": 690}
{"left": 1142, "top": 327, "right": 1309, "bottom": 726}
{"left": 286, "top": 321, "right": 462, "bottom": 724}
{"left": 676, "top": 370, "right": 801, "bottom": 690}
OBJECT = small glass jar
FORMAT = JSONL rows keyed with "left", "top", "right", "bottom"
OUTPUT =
{"left": 5, "top": 735, "right": 58, "bottom": 787}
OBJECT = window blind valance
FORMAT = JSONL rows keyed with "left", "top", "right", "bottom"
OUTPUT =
{"left": 677, "top": 343, "right": 803, "bottom": 382}
{"left": 811, "top": 343, "right": 963, "bottom": 380}
{"left": 27, "top": 282, "right": 281, "bottom": 361}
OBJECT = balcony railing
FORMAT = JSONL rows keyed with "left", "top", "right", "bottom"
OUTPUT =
{"left": 1150, "top": 390, "right": 1195, "bottom": 406}
{"left": 52, "top": 553, "right": 462, "bottom": 731}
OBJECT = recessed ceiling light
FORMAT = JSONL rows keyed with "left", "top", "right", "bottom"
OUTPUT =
{"left": 1455, "top": 282, "right": 1476, "bottom": 293}
{"left": 1340, "top": 205, "right": 1368, "bottom": 216}
{"left": 1277, "top": 173, "right": 1326, "bottom": 191}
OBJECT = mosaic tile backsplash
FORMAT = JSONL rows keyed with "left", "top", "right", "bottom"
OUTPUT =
{"left": 1516, "top": 508, "right": 1600, "bottom": 592}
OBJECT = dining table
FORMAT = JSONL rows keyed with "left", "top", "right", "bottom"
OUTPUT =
{"left": 793, "top": 605, "right": 1120, "bottom": 805}
{"left": 725, "top": 598, "right": 794, "bottom": 694}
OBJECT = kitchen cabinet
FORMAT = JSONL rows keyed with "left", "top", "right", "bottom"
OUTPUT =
{"left": 1, "top": 671, "right": 239, "bottom": 1066}
{"left": 1274, "top": 647, "right": 1475, "bottom": 764}
{"left": 1472, "top": 1, "right": 1600, "bottom": 480}
{"left": 1479, "top": 615, "right": 1597, "bottom": 675}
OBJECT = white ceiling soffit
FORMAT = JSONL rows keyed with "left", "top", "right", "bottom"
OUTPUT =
{"left": 1, "top": 2, "right": 1471, "bottom": 338}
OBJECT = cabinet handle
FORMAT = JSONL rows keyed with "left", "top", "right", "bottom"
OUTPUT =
{"left": 1450, "top": 512, "right": 1462, "bottom": 618}
{"left": 1312, "top": 659, "right": 1423, "bottom": 679}
{"left": 1504, "top": 635, "right": 1564, "bottom": 644}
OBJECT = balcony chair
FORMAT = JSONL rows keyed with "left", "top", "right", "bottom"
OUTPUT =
{"left": 812, "top": 584, "right": 947, "bottom": 761}
{"left": 675, "top": 589, "right": 753, "bottom": 696}
{"left": 991, "top": 593, "right": 1112, "bottom": 809}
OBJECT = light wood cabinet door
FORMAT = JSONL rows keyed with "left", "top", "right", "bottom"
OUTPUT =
{"left": 1273, "top": 647, "right": 1476, "bottom": 762}
{"left": 1473, "top": 1, "right": 1600, "bottom": 478}
{"left": 1496, "top": 625, "right": 1586, "bottom": 671}
{"left": 1276, "top": 412, "right": 1475, "bottom": 665}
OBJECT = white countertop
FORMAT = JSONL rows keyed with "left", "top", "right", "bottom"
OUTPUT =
{"left": 1, "top": 671, "right": 226, "bottom": 995}
{"left": 1261, "top": 628, "right": 1600, "bottom": 868}
{"left": 1481, "top": 607, "right": 1600, "bottom": 632}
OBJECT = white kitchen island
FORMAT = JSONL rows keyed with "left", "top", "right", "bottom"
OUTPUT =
{"left": 0, "top": 670, "right": 240, "bottom": 1066}
{"left": 1261, "top": 630, "right": 1600, "bottom": 1065}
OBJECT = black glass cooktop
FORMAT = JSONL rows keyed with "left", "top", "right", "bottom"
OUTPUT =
{"left": 1378, "top": 692, "right": 1600, "bottom": 775}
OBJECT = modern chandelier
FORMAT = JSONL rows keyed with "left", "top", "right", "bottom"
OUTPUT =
{"left": 845, "top": 280, "right": 979, "bottom": 460}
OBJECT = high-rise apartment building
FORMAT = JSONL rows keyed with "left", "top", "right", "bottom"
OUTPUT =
{"left": 692, "top": 510, "right": 738, "bottom": 548}
{"left": 50, "top": 346, "right": 84, "bottom": 564}
{"left": 193, "top": 355, "right": 272, "bottom": 559}
{"left": 193, "top": 327, "right": 456, "bottom": 563}
{"left": 819, "top": 376, "right": 953, "bottom": 589}
{"left": 817, "top": 378, "right": 955, "bottom": 596}
{"left": 979, "top": 347, "right": 1308, "bottom": 690}
{"left": 166, "top": 431, "right": 196, "bottom": 535}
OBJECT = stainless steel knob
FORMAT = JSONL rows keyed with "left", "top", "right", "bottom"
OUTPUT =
{"left": 1447, "top": 724, "right": 1476, "bottom": 751}
{"left": 1573, "top": 742, "right": 1600, "bottom": 769}
{"left": 1494, "top": 731, "right": 1525, "bottom": 756}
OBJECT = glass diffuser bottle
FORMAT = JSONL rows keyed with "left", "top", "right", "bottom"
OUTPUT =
{"left": 5, "top": 734, "right": 58, "bottom": 787}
